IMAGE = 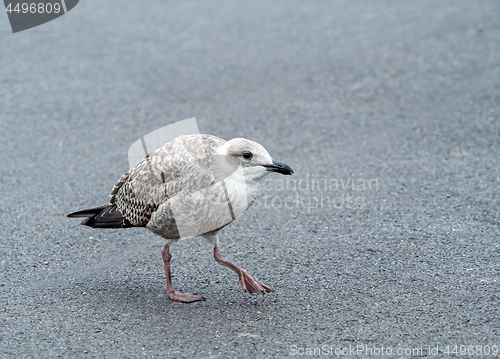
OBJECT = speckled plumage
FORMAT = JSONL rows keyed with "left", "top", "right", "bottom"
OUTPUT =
{"left": 109, "top": 134, "right": 225, "bottom": 235}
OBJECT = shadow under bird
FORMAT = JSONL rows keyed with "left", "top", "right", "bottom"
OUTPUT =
{"left": 67, "top": 134, "right": 294, "bottom": 302}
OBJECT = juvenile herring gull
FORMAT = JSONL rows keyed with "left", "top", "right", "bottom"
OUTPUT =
{"left": 68, "top": 134, "right": 294, "bottom": 303}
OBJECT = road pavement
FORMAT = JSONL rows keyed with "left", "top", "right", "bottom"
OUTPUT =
{"left": 1, "top": 1, "right": 499, "bottom": 357}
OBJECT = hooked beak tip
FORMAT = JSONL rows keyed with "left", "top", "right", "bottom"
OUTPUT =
{"left": 262, "top": 160, "right": 294, "bottom": 175}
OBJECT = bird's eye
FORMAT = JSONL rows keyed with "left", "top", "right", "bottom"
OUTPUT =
{"left": 242, "top": 151, "right": 253, "bottom": 160}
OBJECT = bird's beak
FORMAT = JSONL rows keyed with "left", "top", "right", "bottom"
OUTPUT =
{"left": 262, "top": 160, "right": 294, "bottom": 175}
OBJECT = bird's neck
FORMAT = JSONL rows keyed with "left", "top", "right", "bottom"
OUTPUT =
{"left": 223, "top": 170, "right": 266, "bottom": 214}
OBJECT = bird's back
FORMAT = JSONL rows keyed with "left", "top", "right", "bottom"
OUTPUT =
{"left": 110, "top": 134, "right": 226, "bottom": 227}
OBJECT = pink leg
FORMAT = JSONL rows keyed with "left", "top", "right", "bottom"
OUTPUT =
{"left": 213, "top": 246, "right": 273, "bottom": 294}
{"left": 162, "top": 245, "right": 205, "bottom": 303}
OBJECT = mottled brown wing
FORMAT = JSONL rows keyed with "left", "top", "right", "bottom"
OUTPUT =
{"left": 109, "top": 134, "right": 226, "bottom": 226}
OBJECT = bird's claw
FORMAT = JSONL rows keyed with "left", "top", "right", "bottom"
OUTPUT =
{"left": 167, "top": 290, "right": 206, "bottom": 303}
{"left": 239, "top": 269, "right": 273, "bottom": 295}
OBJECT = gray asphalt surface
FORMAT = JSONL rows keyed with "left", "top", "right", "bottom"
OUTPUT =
{"left": 1, "top": 1, "right": 500, "bottom": 358}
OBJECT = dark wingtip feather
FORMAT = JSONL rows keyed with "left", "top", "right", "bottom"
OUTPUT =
{"left": 67, "top": 204, "right": 137, "bottom": 229}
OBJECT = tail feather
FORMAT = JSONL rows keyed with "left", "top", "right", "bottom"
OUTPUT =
{"left": 67, "top": 204, "right": 136, "bottom": 229}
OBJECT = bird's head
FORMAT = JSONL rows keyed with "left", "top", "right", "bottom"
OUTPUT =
{"left": 216, "top": 138, "right": 294, "bottom": 182}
